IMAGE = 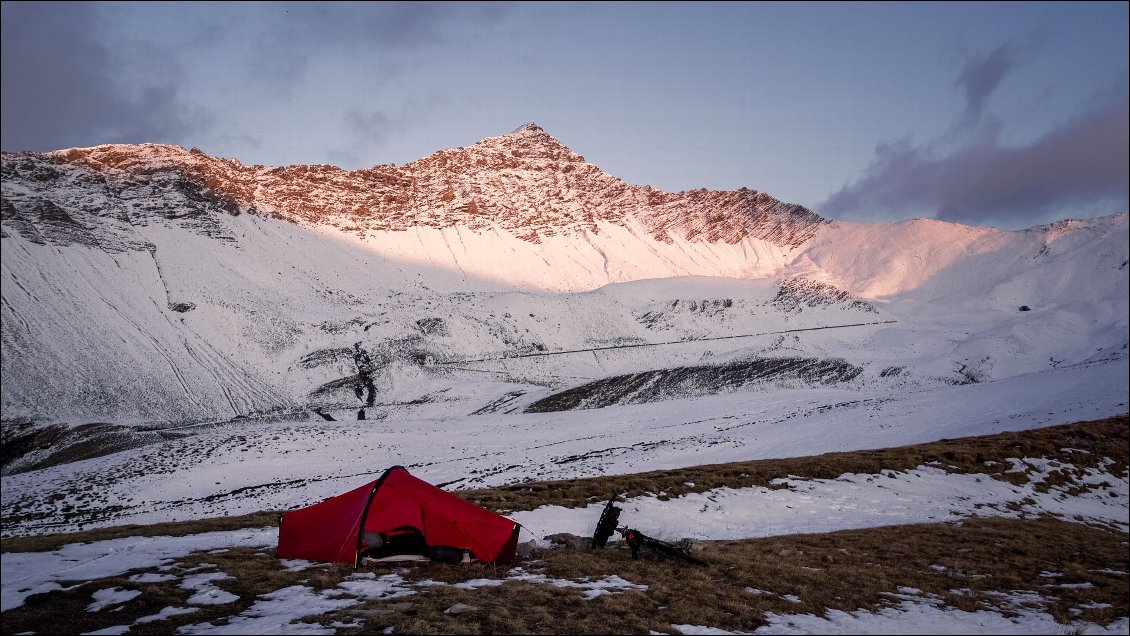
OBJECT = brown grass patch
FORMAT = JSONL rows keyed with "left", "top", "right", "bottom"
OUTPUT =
{"left": 0, "top": 547, "right": 357, "bottom": 635}
{"left": 334, "top": 516, "right": 1128, "bottom": 634}
{"left": 1, "top": 518, "right": 1125, "bottom": 634}
{"left": 0, "top": 510, "right": 283, "bottom": 553}
{"left": 4, "top": 390, "right": 1126, "bottom": 636}
{"left": 2, "top": 415, "right": 1126, "bottom": 633}
{"left": 4, "top": 414, "right": 1125, "bottom": 555}
{"left": 462, "top": 414, "right": 1128, "bottom": 513}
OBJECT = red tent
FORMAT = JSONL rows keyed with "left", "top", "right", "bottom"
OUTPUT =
{"left": 277, "top": 466, "right": 519, "bottom": 565}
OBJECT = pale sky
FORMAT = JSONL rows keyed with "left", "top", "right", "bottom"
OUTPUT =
{"left": 2, "top": 1, "right": 1127, "bottom": 229}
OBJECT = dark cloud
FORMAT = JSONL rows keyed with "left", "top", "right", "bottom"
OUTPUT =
{"left": 327, "top": 97, "right": 444, "bottom": 168}
{"left": 820, "top": 100, "right": 1129, "bottom": 226}
{"left": 0, "top": 3, "right": 207, "bottom": 152}
{"left": 343, "top": 110, "right": 397, "bottom": 146}
{"left": 956, "top": 44, "right": 1017, "bottom": 124}
{"left": 326, "top": 110, "right": 398, "bottom": 167}
{"left": 243, "top": 2, "right": 511, "bottom": 93}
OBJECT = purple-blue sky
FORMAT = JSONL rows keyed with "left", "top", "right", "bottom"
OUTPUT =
{"left": 2, "top": 2, "right": 1126, "bottom": 230}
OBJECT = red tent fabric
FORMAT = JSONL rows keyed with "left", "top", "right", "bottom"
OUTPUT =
{"left": 277, "top": 466, "right": 519, "bottom": 565}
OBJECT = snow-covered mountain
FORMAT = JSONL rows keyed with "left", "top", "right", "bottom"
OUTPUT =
{"left": 1, "top": 124, "right": 1127, "bottom": 445}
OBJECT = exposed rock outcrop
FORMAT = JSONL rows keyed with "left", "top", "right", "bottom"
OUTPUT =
{"left": 2, "top": 124, "right": 827, "bottom": 252}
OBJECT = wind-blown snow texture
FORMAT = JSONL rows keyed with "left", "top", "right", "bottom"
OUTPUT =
{"left": 1, "top": 124, "right": 1127, "bottom": 535}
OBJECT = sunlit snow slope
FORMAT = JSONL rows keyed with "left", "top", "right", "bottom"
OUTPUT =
{"left": 1, "top": 125, "right": 1126, "bottom": 431}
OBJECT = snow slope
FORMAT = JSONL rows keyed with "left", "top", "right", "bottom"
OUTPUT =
{"left": 2, "top": 135, "right": 1125, "bottom": 426}
{"left": 0, "top": 126, "right": 1127, "bottom": 534}
{"left": 1, "top": 353, "right": 1124, "bottom": 535}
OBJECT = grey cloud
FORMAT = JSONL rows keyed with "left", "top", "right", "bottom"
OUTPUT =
{"left": 955, "top": 33, "right": 1047, "bottom": 127}
{"left": 0, "top": 3, "right": 207, "bottom": 152}
{"left": 344, "top": 110, "right": 396, "bottom": 146}
{"left": 328, "top": 97, "right": 444, "bottom": 168}
{"left": 820, "top": 100, "right": 1129, "bottom": 227}
{"left": 325, "top": 148, "right": 362, "bottom": 168}
{"left": 324, "top": 110, "right": 397, "bottom": 168}
{"left": 243, "top": 2, "right": 510, "bottom": 93}
{"left": 956, "top": 44, "right": 1016, "bottom": 124}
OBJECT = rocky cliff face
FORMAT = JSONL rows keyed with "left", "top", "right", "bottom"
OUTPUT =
{"left": 1, "top": 123, "right": 826, "bottom": 252}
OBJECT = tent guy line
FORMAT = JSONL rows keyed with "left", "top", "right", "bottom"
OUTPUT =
{"left": 432, "top": 320, "right": 899, "bottom": 366}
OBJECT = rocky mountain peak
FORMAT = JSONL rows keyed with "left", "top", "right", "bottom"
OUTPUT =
{"left": 2, "top": 125, "right": 829, "bottom": 250}
{"left": 439, "top": 122, "right": 587, "bottom": 166}
{"left": 509, "top": 122, "right": 546, "bottom": 135}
